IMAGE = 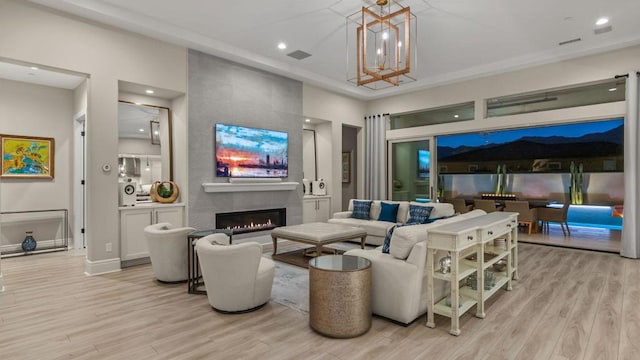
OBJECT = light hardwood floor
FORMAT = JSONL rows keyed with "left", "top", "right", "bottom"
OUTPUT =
{"left": 1, "top": 243, "right": 639, "bottom": 360}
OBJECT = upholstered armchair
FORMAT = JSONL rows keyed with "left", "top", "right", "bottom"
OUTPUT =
{"left": 538, "top": 202, "right": 571, "bottom": 236}
{"left": 504, "top": 200, "right": 538, "bottom": 235}
{"left": 144, "top": 222, "right": 196, "bottom": 283}
{"left": 196, "top": 234, "right": 275, "bottom": 313}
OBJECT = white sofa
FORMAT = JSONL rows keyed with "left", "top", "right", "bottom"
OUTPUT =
{"left": 344, "top": 209, "right": 487, "bottom": 325}
{"left": 329, "top": 199, "right": 456, "bottom": 246}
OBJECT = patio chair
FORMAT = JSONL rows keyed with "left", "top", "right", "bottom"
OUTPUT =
{"left": 473, "top": 199, "right": 500, "bottom": 213}
{"left": 504, "top": 200, "right": 538, "bottom": 235}
{"left": 537, "top": 202, "right": 571, "bottom": 236}
{"left": 451, "top": 198, "right": 473, "bottom": 214}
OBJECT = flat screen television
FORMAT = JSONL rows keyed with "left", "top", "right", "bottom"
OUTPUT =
{"left": 215, "top": 124, "right": 288, "bottom": 178}
{"left": 418, "top": 149, "right": 430, "bottom": 178}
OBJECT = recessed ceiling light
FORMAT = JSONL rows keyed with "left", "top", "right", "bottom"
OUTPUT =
{"left": 277, "top": 42, "right": 287, "bottom": 50}
{"left": 139, "top": 128, "right": 145, "bottom": 132}
{"left": 30, "top": 66, "right": 38, "bottom": 70}
{"left": 608, "top": 88, "right": 617, "bottom": 92}
{"left": 596, "top": 17, "right": 609, "bottom": 26}
{"left": 305, "top": 119, "right": 311, "bottom": 122}
{"left": 454, "top": 114, "right": 459, "bottom": 118}
{"left": 145, "top": 89, "right": 154, "bottom": 94}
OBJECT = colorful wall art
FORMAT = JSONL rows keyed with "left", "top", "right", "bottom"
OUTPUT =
{"left": 1, "top": 134, "right": 55, "bottom": 179}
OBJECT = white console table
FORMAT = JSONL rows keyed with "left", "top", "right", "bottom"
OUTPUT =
{"left": 426, "top": 212, "right": 518, "bottom": 335}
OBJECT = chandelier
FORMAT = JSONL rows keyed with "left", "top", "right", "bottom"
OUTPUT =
{"left": 347, "top": 0, "right": 417, "bottom": 90}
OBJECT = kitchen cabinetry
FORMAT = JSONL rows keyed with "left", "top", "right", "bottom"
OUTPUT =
{"left": 303, "top": 195, "right": 331, "bottom": 223}
{"left": 119, "top": 203, "right": 184, "bottom": 263}
{"left": 426, "top": 211, "right": 518, "bottom": 335}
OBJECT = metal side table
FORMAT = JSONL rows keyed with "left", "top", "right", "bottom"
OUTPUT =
{"left": 187, "top": 229, "right": 233, "bottom": 294}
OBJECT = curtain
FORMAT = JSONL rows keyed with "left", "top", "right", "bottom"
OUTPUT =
{"left": 364, "top": 114, "right": 388, "bottom": 200}
{"left": 622, "top": 72, "right": 639, "bottom": 258}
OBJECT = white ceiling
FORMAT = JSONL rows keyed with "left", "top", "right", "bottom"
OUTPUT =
{"left": 20, "top": 0, "right": 640, "bottom": 99}
{"left": 0, "top": 60, "right": 86, "bottom": 89}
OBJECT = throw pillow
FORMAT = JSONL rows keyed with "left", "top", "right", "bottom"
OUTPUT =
{"left": 424, "top": 213, "right": 459, "bottom": 224}
{"left": 351, "top": 200, "right": 373, "bottom": 220}
{"left": 382, "top": 223, "right": 419, "bottom": 253}
{"left": 407, "top": 205, "right": 433, "bottom": 224}
{"left": 382, "top": 225, "right": 397, "bottom": 253}
{"left": 377, "top": 202, "right": 400, "bottom": 223}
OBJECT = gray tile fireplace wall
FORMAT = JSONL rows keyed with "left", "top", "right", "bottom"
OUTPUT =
{"left": 187, "top": 49, "right": 304, "bottom": 231}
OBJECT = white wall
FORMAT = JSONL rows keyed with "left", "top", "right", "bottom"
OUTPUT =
{"left": 0, "top": 78, "right": 73, "bottom": 212}
{"left": 0, "top": 0, "right": 187, "bottom": 274}
{"left": 303, "top": 84, "right": 367, "bottom": 214}
{"left": 370, "top": 46, "right": 638, "bottom": 138}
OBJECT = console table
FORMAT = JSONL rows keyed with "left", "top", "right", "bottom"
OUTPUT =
{"left": 426, "top": 212, "right": 518, "bottom": 335}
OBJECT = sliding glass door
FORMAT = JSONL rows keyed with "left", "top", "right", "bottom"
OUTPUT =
{"left": 389, "top": 138, "right": 436, "bottom": 202}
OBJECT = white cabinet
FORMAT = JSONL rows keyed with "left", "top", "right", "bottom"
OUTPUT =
{"left": 303, "top": 195, "right": 331, "bottom": 223}
{"left": 426, "top": 212, "right": 518, "bottom": 335}
{"left": 119, "top": 203, "right": 185, "bottom": 262}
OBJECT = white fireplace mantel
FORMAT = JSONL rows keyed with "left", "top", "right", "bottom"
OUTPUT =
{"left": 202, "top": 182, "right": 299, "bottom": 193}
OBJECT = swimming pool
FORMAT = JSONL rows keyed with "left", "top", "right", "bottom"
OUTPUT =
{"left": 548, "top": 204, "right": 623, "bottom": 230}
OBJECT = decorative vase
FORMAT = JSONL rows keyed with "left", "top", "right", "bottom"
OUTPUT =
{"left": 150, "top": 181, "right": 179, "bottom": 203}
{"left": 22, "top": 231, "right": 37, "bottom": 252}
{"left": 438, "top": 252, "right": 452, "bottom": 274}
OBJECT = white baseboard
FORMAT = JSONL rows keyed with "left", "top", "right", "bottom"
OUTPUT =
{"left": 85, "top": 257, "right": 121, "bottom": 276}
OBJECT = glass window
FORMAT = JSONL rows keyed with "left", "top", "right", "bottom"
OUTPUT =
{"left": 486, "top": 79, "right": 626, "bottom": 117}
{"left": 391, "top": 140, "right": 431, "bottom": 201}
{"left": 390, "top": 102, "right": 474, "bottom": 130}
{"left": 437, "top": 118, "right": 623, "bottom": 174}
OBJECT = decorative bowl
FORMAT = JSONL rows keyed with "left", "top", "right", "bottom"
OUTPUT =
{"left": 493, "top": 259, "right": 507, "bottom": 272}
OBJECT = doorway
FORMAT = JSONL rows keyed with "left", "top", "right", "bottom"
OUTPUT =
{"left": 73, "top": 113, "right": 86, "bottom": 249}
{"left": 342, "top": 125, "right": 358, "bottom": 210}
{"left": 389, "top": 138, "right": 436, "bottom": 202}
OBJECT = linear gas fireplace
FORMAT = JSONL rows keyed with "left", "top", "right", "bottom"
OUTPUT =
{"left": 215, "top": 208, "right": 286, "bottom": 235}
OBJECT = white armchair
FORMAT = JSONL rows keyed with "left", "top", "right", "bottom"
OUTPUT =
{"left": 196, "top": 234, "right": 275, "bottom": 313}
{"left": 144, "top": 222, "right": 196, "bottom": 283}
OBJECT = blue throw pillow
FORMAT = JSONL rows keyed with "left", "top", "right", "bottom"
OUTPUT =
{"left": 407, "top": 205, "right": 433, "bottom": 224}
{"left": 382, "top": 225, "right": 397, "bottom": 253}
{"left": 351, "top": 200, "right": 372, "bottom": 220}
{"left": 382, "top": 222, "right": 420, "bottom": 253}
{"left": 424, "top": 213, "right": 459, "bottom": 224}
{"left": 378, "top": 202, "right": 400, "bottom": 223}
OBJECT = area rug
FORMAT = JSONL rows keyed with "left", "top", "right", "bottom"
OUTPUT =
{"left": 270, "top": 261, "right": 310, "bottom": 313}
{"left": 266, "top": 240, "right": 369, "bottom": 313}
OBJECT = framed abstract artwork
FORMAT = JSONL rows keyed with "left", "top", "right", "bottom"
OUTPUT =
{"left": 342, "top": 151, "right": 351, "bottom": 183}
{"left": 1, "top": 134, "right": 55, "bottom": 179}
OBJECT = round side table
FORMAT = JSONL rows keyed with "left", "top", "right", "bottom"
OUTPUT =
{"left": 308, "top": 255, "right": 372, "bottom": 338}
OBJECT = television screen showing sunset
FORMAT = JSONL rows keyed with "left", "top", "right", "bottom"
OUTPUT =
{"left": 215, "top": 124, "right": 288, "bottom": 177}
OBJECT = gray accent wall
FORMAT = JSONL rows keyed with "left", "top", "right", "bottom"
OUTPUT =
{"left": 187, "top": 50, "right": 303, "bottom": 230}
